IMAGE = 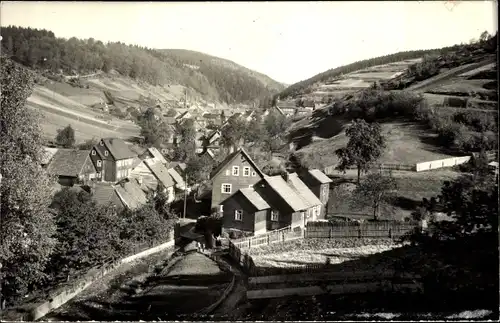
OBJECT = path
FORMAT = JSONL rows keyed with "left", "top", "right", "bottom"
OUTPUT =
{"left": 41, "top": 250, "right": 233, "bottom": 321}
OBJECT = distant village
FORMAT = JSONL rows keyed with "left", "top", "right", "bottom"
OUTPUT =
{"left": 41, "top": 97, "right": 331, "bottom": 236}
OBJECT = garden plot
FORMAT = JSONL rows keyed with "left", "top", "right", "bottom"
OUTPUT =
{"left": 247, "top": 238, "right": 401, "bottom": 269}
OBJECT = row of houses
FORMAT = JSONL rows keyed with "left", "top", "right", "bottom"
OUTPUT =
{"left": 42, "top": 138, "right": 188, "bottom": 212}
{"left": 205, "top": 148, "right": 333, "bottom": 235}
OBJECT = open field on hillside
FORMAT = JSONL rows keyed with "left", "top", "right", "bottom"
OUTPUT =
{"left": 328, "top": 172, "right": 458, "bottom": 220}
{"left": 246, "top": 239, "right": 401, "bottom": 269}
{"left": 32, "top": 104, "right": 140, "bottom": 143}
{"left": 307, "top": 59, "right": 422, "bottom": 100}
{"left": 296, "top": 121, "right": 455, "bottom": 170}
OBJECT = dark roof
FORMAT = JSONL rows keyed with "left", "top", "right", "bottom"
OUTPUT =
{"left": 209, "top": 148, "right": 264, "bottom": 179}
{"left": 92, "top": 183, "right": 119, "bottom": 207}
{"left": 276, "top": 101, "right": 297, "bottom": 109}
{"left": 145, "top": 159, "right": 175, "bottom": 188}
{"left": 102, "top": 138, "right": 137, "bottom": 160}
{"left": 47, "top": 149, "right": 92, "bottom": 177}
{"left": 239, "top": 187, "right": 270, "bottom": 211}
{"left": 203, "top": 113, "right": 220, "bottom": 119}
{"left": 262, "top": 175, "right": 310, "bottom": 212}
{"left": 287, "top": 173, "right": 322, "bottom": 208}
{"left": 309, "top": 169, "right": 333, "bottom": 184}
{"left": 114, "top": 180, "right": 148, "bottom": 210}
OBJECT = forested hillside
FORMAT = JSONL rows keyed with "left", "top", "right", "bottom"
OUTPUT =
{"left": 159, "top": 49, "right": 285, "bottom": 103}
{"left": 0, "top": 26, "right": 283, "bottom": 104}
{"left": 277, "top": 45, "right": 464, "bottom": 100}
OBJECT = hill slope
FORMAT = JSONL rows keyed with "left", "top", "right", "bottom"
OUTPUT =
{"left": 0, "top": 26, "right": 283, "bottom": 105}
{"left": 288, "top": 34, "right": 498, "bottom": 171}
{"left": 1, "top": 26, "right": 284, "bottom": 143}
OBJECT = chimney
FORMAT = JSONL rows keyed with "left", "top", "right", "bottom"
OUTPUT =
{"left": 137, "top": 176, "right": 143, "bottom": 185}
{"left": 229, "top": 145, "right": 235, "bottom": 154}
{"left": 281, "top": 172, "right": 289, "bottom": 182}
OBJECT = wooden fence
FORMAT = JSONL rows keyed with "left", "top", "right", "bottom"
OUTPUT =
{"left": 305, "top": 221, "right": 416, "bottom": 239}
{"left": 231, "top": 226, "right": 303, "bottom": 250}
{"left": 227, "top": 239, "right": 256, "bottom": 274}
{"left": 324, "top": 163, "right": 414, "bottom": 175}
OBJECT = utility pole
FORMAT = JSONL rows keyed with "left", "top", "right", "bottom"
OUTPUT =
{"left": 183, "top": 171, "right": 188, "bottom": 219}
{"left": 184, "top": 88, "right": 187, "bottom": 110}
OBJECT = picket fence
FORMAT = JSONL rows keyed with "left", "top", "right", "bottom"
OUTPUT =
{"left": 231, "top": 226, "right": 304, "bottom": 250}
{"left": 415, "top": 156, "right": 471, "bottom": 172}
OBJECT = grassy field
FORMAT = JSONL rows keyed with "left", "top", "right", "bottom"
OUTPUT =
{"left": 246, "top": 238, "right": 401, "bottom": 269}
{"left": 327, "top": 169, "right": 460, "bottom": 220}
{"left": 296, "top": 121, "right": 455, "bottom": 170}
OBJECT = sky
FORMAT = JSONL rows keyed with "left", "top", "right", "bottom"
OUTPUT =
{"left": 1, "top": 1, "right": 497, "bottom": 84}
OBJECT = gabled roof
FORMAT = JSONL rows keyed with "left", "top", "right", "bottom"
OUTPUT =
{"left": 309, "top": 169, "right": 333, "bottom": 184}
{"left": 209, "top": 148, "right": 264, "bottom": 179}
{"left": 239, "top": 187, "right": 270, "bottom": 211}
{"left": 287, "top": 173, "right": 322, "bottom": 208}
{"left": 47, "top": 149, "right": 93, "bottom": 177}
{"left": 168, "top": 168, "right": 186, "bottom": 188}
{"left": 203, "top": 113, "right": 220, "bottom": 119}
{"left": 147, "top": 147, "right": 169, "bottom": 165}
{"left": 262, "top": 175, "right": 310, "bottom": 212}
{"left": 101, "top": 138, "right": 137, "bottom": 160}
{"left": 114, "top": 179, "right": 148, "bottom": 210}
{"left": 92, "top": 183, "right": 118, "bottom": 207}
{"left": 145, "top": 159, "right": 175, "bottom": 188}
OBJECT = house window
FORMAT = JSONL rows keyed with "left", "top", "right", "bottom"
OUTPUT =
{"left": 97, "top": 160, "right": 102, "bottom": 167}
{"left": 97, "top": 172, "right": 101, "bottom": 178}
{"left": 100, "top": 141, "right": 104, "bottom": 146}
{"left": 243, "top": 166, "right": 250, "bottom": 177}
{"left": 104, "top": 151, "right": 108, "bottom": 157}
{"left": 225, "top": 169, "right": 230, "bottom": 176}
{"left": 232, "top": 166, "right": 239, "bottom": 176}
{"left": 271, "top": 210, "right": 279, "bottom": 222}
{"left": 235, "top": 210, "right": 243, "bottom": 221}
{"left": 315, "top": 205, "right": 321, "bottom": 217}
{"left": 221, "top": 183, "right": 232, "bottom": 194}
{"left": 117, "top": 160, "right": 121, "bottom": 167}
{"left": 251, "top": 171, "right": 256, "bottom": 177}
{"left": 91, "top": 150, "right": 96, "bottom": 156}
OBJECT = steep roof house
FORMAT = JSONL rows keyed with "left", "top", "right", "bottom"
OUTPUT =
{"left": 287, "top": 173, "right": 323, "bottom": 221}
{"left": 297, "top": 169, "right": 332, "bottom": 218}
{"left": 144, "top": 159, "right": 176, "bottom": 203}
{"left": 89, "top": 138, "right": 137, "bottom": 183}
{"left": 47, "top": 149, "right": 97, "bottom": 186}
{"left": 220, "top": 173, "right": 316, "bottom": 235}
{"left": 89, "top": 179, "right": 148, "bottom": 211}
{"left": 209, "top": 148, "right": 265, "bottom": 213}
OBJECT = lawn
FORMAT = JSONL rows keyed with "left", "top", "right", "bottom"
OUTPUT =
{"left": 246, "top": 238, "right": 401, "bottom": 269}
{"left": 296, "top": 121, "right": 455, "bottom": 170}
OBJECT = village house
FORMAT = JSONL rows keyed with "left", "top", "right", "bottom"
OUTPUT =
{"left": 89, "top": 179, "right": 148, "bottom": 211}
{"left": 220, "top": 173, "right": 320, "bottom": 235}
{"left": 297, "top": 168, "right": 333, "bottom": 218}
{"left": 89, "top": 138, "right": 137, "bottom": 183}
{"left": 209, "top": 148, "right": 265, "bottom": 212}
{"left": 47, "top": 149, "right": 97, "bottom": 186}
{"left": 129, "top": 158, "right": 176, "bottom": 203}
{"left": 274, "top": 100, "right": 298, "bottom": 117}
